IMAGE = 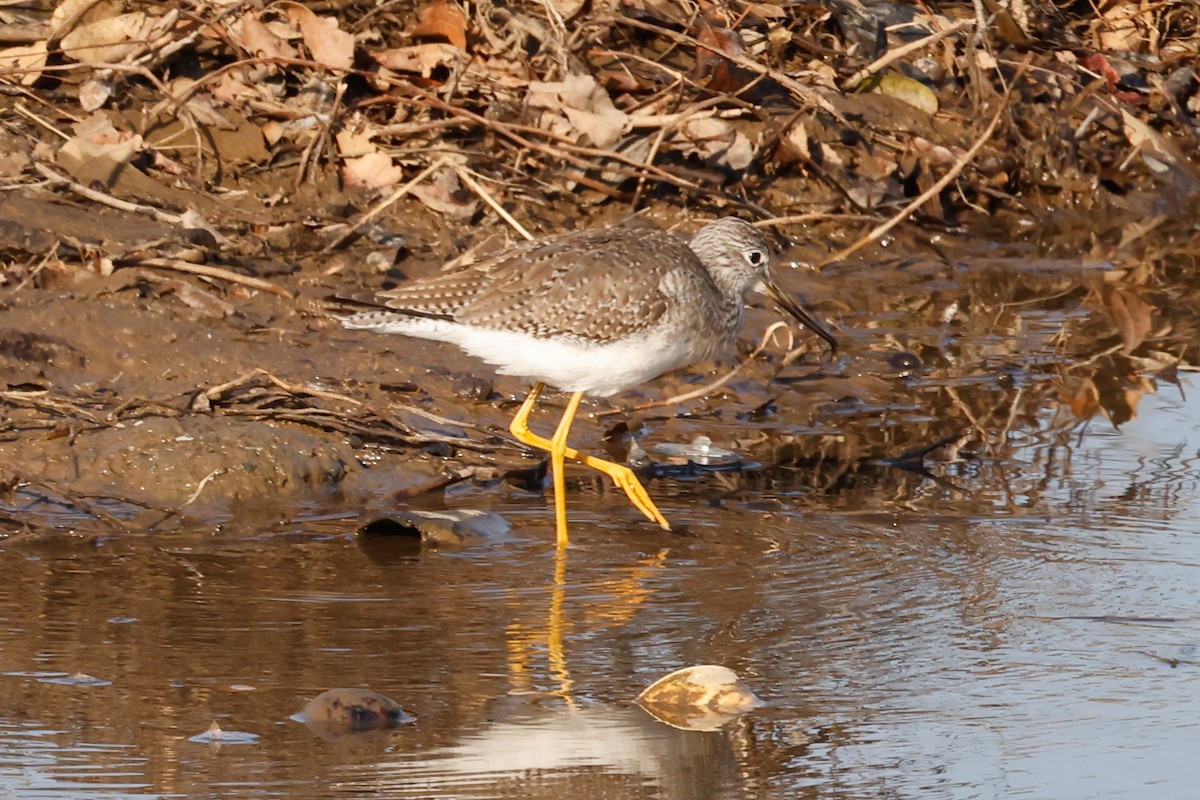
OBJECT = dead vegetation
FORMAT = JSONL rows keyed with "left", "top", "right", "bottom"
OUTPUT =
{"left": 1, "top": 0, "right": 1197, "bottom": 238}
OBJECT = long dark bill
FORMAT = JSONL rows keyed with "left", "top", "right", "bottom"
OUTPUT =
{"left": 761, "top": 278, "right": 838, "bottom": 355}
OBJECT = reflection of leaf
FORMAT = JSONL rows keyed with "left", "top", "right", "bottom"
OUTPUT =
{"left": 1059, "top": 379, "right": 1100, "bottom": 420}
{"left": 412, "top": 1, "right": 468, "bottom": 50}
{"left": 1084, "top": 359, "right": 1158, "bottom": 428}
{"left": 1122, "top": 376, "right": 1155, "bottom": 423}
{"left": 1102, "top": 283, "right": 1153, "bottom": 355}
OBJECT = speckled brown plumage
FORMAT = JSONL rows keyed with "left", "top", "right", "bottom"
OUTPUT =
{"left": 353, "top": 226, "right": 717, "bottom": 343}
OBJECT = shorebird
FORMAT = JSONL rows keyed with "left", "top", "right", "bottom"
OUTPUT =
{"left": 342, "top": 217, "right": 837, "bottom": 546}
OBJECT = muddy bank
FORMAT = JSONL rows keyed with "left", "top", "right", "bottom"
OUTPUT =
{"left": 2, "top": 175, "right": 1195, "bottom": 533}
{"left": 2, "top": 0, "right": 1199, "bottom": 532}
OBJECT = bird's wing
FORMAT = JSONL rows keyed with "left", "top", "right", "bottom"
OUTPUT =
{"left": 378, "top": 227, "right": 699, "bottom": 343}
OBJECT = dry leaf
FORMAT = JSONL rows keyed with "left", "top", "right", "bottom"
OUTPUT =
{"left": 528, "top": 74, "right": 629, "bottom": 148}
{"left": 694, "top": 25, "right": 751, "bottom": 93}
{"left": 50, "top": 0, "right": 123, "bottom": 34}
{"left": 372, "top": 43, "right": 463, "bottom": 79}
{"left": 59, "top": 132, "right": 143, "bottom": 183}
{"left": 283, "top": 4, "right": 354, "bottom": 70}
{"left": 746, "top": 2, "right": 788, "bottom": 19}
{"left": 166, "top": 77, "right": 239, "bottom": 130}
{"left": 0, "top": 149, "right": 30, "bottom": 179}
{"left": 1097, "top": 2, "right": 1144, "bottom": 51}
{"left": 866, "top": 74, "right": 939, "bottom": 116}
{"left": 595, "top": 67, "right": 646, "bottom": 93}
{"left": 235, "top": 12, "right": 299, "bottom": 61}
{"left": 410, "top": 167, "right": 477, "bottom": 219}
{"left": 412, "top": 1, "right": 468, "bottom": 50}
{"left": 0, "top": 42, "right": 48, "bottom": 86}
{"left": 78, "top": 78, "right": 114, "bottom": 111}
{"left": 343, "top": 152, "right": 404, "bottom": 189}
{"left": 675, "top": 117, "right": 754, "bottom": 170}
{"left": 211, "top": 72, "right": 259, "bottom": 105}
{"left": 60, "top": 12, "right": 157, "bottom": 65}
{"left": 784, "top": 118, "right": 809, "bottom": 160}
{"left": 547, "top": 0, "right": 586, "bottom": 20}
{"left": 336, "top": 124, "right": 377, "bottom": 158}
{"left": 68, "top": 112, "right": 131, "bottom": 145}
{"left": 261, "top": 120, "right": 285, "bottom": 146}
{"left": 152, "top": 276, "right": 236, "bottom": 318}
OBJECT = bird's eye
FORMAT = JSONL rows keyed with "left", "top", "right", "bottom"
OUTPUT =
{"left": 746, "top": 249, "right": 767, "bottom": 267}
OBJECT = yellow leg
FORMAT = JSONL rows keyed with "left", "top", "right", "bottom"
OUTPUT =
{"left": 547, "top": 391, "right": 583, "bottom": 547}
{"left": 508, "top": 384, "right": 672, "bottom": 544}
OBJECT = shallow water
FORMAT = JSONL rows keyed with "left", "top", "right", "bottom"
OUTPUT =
{"left": 2, "top": 371, "right": 1199, "bottom": 799}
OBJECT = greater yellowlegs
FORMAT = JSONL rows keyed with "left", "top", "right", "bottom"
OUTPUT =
{"left": 342, "top": 217, "right": 837, "bottom": 546}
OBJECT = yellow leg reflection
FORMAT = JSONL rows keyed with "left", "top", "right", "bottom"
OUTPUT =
{"left": 504, "top": 549, "right": 670, "bottom": 707}
{"left": 546, "top": 546, "right": 575, "bottom": 707}
{"left": 508, "top": 382, "right": 671, "bottom": 547}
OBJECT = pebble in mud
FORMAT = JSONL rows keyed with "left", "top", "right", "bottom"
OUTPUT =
{"left": 886, "top": 350, "right": 922, "bottom": 376}
{"left": 453, "top": 374, "right": 494, "bottom": 402}
{"left": 358, "top": 508, "right": 511, "bottom": 547}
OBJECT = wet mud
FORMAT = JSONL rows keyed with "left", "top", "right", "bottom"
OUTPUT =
{"left": 2, "top": 179, "right": 1194, "bottom": 539}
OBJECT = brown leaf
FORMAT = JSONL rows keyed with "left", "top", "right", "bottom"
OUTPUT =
{"left": 235, "top": 12, "right": 298, "bottom": 61}
{"left": 693, "top": 25, "right": 756, "bottom": 94}
{"left": 1102, "top": 284, "right": 1153, "bottom": 355}
{"left": 528, "top": 74, "right": 629, "bottom": 148}
{"left": 342, "top": 152, "right": 404, "bottom": 190}
{"left": 372, "top": 43, "right": 462, "bottom": 81}
{"left": 59, "top": 12, "right": 158, "bottom": 65}
{"left": 411, "top": 1, "right": 468, "bottom": 51}
{"left": 284, "top": 4, "right": 354, "bottom": 71}
{"left": 0, "top": 41, "right": 48, "bottom": 86}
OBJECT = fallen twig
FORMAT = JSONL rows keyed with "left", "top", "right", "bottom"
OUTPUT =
{"left": 202, "top": 368, "right": 360, "bottom": 406}
{"left": 32, "top": 161, "right": 184, "bottom": 224}
{"left": 454, "top": 166, "right": 534, "bottom": 241}
{"left": 125, "top": 258, "right": 295, "bottom": 299}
